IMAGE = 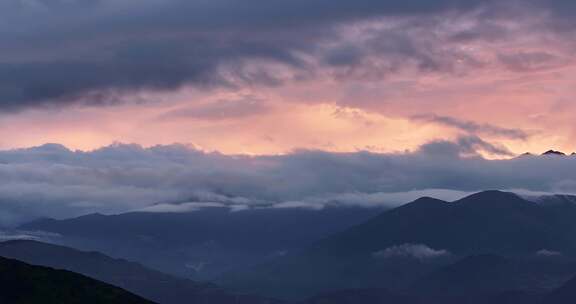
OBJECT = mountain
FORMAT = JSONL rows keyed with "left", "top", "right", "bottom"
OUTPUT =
{"left": 542, "top": 150, "right": 567, "bottom": 156}
{"left": 224, "top": 191, "right": 576, "bottom": 298}
{"left": 410, "top": 254, "right": 576, "bottom": 296}
{"left": 411, "top": 255, "right": 518, "bottom": 296}
{"left": 305, "top": 289, "right": 418, "bottom": 304}
{"left": 518, "top": 151, "right": 576, "bottom": 158}
{"left": 0, "top": 240, "right": 283, "bottom": 304}
{"left": 0, "top": 256, "right": 153, "bottom": 304}
{"left": 529, "top": 194, "right": 576, "bottom": 207}
{"left": 303, "top": 288, "right": 540, "bottom": 304}
{"left": 305, "top": 270, "right": 576, "bottom": 304}
{"left": 309, "top": 190, "right": 576, "bottom": 258}
{"left": 20, "top": 206, "right": 381, "bottom": 279}
{"left": 304, "top": 268, "right": 576, "bottom": 304}
{"left": 544, "top": 274, "right": 576, "bottom": 304}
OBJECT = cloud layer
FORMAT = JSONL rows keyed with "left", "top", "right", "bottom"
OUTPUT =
{"left": 0, "top": 140, "right": 575, "bottom": 226}
{"left": 0, "top": 0, "right": 574, "bottom": 110}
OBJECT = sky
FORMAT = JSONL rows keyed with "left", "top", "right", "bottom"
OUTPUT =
{"left": 1, "top": 0, "right": 576, "bottom": 155}
{"left": 1, "top": 0, "right": 576, "bottom": 224}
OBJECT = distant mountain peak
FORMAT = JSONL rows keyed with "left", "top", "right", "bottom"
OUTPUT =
{"left": 542, "top": 150, "right": 566, "bottom": 156}
{"left": 392, "top": 196, "right": 448, "bottom": 213}
{"left": 518, "top": 150, "right": 576, "bottom": 158}
{"left": 453, "top": 191, "right": 536, "bottom": 211}
{"left": 457, "top": 190, "right": 521, "bottom": 202}
{"left": 391, "top": 191, "right": 532, "bottom": 216}
{"left": 411, "top": 197, "right": 448, "bottom": 205}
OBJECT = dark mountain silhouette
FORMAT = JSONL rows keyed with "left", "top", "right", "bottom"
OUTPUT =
{"left": 542, "top": 150, "right": 567, "bottom": 156}
{"left": 20, "top": 206, "right": 381, "bottom": 279}
{"left": 0, "top": 240, "right": 283, "bottom": 304}
{"left": 224, "top": 191, "right": 576, "bottom": 298}
{"left": 0, "top": 256, "right": 153, "bottom": 304}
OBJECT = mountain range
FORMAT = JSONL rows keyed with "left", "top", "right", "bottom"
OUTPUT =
{"left": 5, "top": 241, "right": 576, "bottom": 304}
{"left": 221, "top": 191, "right": 576, "bottom": 299}
{"left": 13, "top": 190, "right": 576, "bottom": 303}
{"left": 20, "top": 206, "right": 381, "bottom": 279}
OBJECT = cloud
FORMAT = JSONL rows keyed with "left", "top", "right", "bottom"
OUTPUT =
{"left": 373, "top": 244, "right": 451, "bottom": 260}
{"left": 0, "top": 0, "right": 575, "bottom": 111}
{"left": 418, "top": 135, "right": 515, "bottom": 157}
{"left": 160, "top": 96, "right": 272, "bottom": 121}
{"left": 271, "top": 189, "right": 470, "bottom": 211}
{"left": 0, "top": 139, "right": 574, "bottom": 225}
{"left": 497, "top": 51, "right": 567, "bottom": 72}
{"left": 0, "top": 230, "right": 61, "bottom": 242}
{"left": 536, "top": 249, "right": 563, "bottom": 257}
{"left": 136, "top": 202, "right": 228, "bottom": 213}
{"left": 412, "top": 114, "right": 530, "bottom": 140}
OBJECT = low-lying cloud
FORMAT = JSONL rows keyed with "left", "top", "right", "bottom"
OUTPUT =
{"left": 536, "top": 249, "right": 563, "bottom": 257}
{"left": 0, "top": 139, "right": 575, "bottom": 226}
{"left": 0, "top": 230, "right": 61, "bottom": 242}
{"left": 373, "top": 244, "right": 451, "bottom": 260}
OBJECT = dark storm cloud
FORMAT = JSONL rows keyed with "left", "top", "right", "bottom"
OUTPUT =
{"left": 0, "top": 139, "right": 574, "bottom": 225}
{"left": 3, "top": 0, "right": 572, "bottom": 110}
{"left": 0, "top": 36, "right": 300, "bottom": 109}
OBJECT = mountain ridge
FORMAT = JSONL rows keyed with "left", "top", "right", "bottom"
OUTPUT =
{"left": 0, "top": 240, "right": 283, "bottom": 304}
{"left": 222, "top": 190, "right": 576, "bottom": 298}
{"left": 0, "top": 255, "right": 153, "bottom": 304}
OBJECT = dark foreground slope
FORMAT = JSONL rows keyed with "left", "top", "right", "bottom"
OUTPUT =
{"left": 0, "top": 256, "right": 153, "bottom": 304}
{"left": 0, "top": 240, "right": 282, "bottom": 304}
